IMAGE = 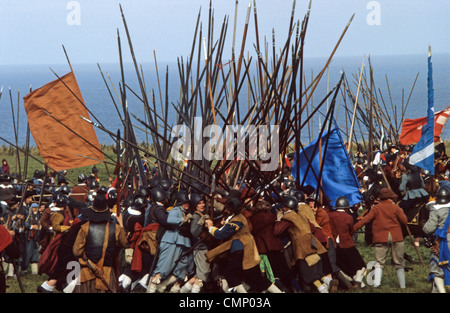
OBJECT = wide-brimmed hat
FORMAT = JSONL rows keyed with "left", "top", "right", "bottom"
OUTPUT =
{"left": 0, "top": 184, "right": 16, "bottom": 202}
{"left": 379, "top": 188, "right": 398, "bottom": 200}
{"left": 83, "top": 190, "right": 111, "bottom": 223}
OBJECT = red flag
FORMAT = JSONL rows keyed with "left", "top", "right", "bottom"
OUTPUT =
{"left": 399, "top": 107, "right": 450, "bottom": 145}
{"left": 24, "top": 71, "right": 105, "bottom": 171}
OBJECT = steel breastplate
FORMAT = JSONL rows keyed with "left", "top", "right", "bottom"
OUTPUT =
{"left": 85, "top": 222, "right": 116, "bottom": 266}
{"left": 406, "top": 172, "right": 423, "bottom": 190}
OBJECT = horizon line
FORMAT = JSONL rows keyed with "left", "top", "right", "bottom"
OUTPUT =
{"left": 1, "top": 51, "right": 448, "bottom": 67}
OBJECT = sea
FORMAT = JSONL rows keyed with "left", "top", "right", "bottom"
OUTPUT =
{"left": 0, "top": 53, "right": 449, "bottom": 148}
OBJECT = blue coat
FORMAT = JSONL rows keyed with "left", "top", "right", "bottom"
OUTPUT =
{"left": 160, "top": 206, "right": 191, "bottom": 248}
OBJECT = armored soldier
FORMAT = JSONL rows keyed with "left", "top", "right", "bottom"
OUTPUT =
{"left": 72, "top": 189, "right": 127, "bottom": 293}
{"left": 71, "top": 174, "right": 89, "bottom": 203}
{"left": 21, "top": 202, "right": 42, "bottom": 275}
{"left": 180, "top": 193, "right": 212, "bottom": 293}
{"left": 422, "top": 187, "right": 450, "bottom": 293}
{"left": 328, "top": 196, "right": 366, "bottom": 289}
{"left": 118, "top": 193, "right": 156, "bottom": 293}
{"left": 398, "top": 163, "right": 429, "bottom": 211}
{"left": 147, "top": 190, "right": 193, "bottom": 293}
{"left": 274, "top": 197, "right": 330, "bottom": 293}
{"left": 206, "top": 197, "right": 282, "bottom": 293}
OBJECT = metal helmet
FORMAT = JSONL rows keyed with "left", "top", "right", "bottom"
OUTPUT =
{"left": 89, "top": 180, "right": 100, "bottom": 191}
{"left": 151, "top": 186, "right": 168, "bottom": 203}
{"left": 189, "top": 193, "right": 204, "bottom": 208}
{"left": 99, "top": 185, "right": 108, "bottom": 194}
{"left": 107, "top": 189, "right": 118, "bottom": 208}
{"left": 78, "top": 173, "right": 88, "bottom": 184}
{"left": 285, "top": 187, "right": 298, "bottom": 197}
{"left": 281, "top": 179, "right": 295, "bottom": 190}
{"left": 53, "top": 192, "right": 68, "bottom": 207}
{"left": 176, "top": 191, "right": 190, "bottom": 206}
{"left": 436, "top": 187, "right": 450, "bottom": 205}
{"left": 137, "top": 185, "right": 151, "bottom": 198}
{"left": 283, "top": 197, "right": 298, "bottom": 211}
{"left": 293, "top": 190, "right": 305, "bottom": 203}
{"left": 335, "top": 196, "right": 350, "bottom": 209}
{"left": 57, "top": 185, "right": 71, "bottom": 196}
{"left": 133, "top": 194, "right": 148, "bottom": 211}
{"left": 33, "top": 169, "right": 41, "bottom": 178}
{"left": 158, "top": 179, "right": 173, "bottom": 191}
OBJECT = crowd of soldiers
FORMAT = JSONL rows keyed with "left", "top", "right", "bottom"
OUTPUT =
{"left": 0, "top": 140, "right": 449, "bottom": 294}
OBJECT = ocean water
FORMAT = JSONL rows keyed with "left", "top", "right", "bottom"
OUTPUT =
{"left": 0, "top": 53, "right": 449, "bottom": 148}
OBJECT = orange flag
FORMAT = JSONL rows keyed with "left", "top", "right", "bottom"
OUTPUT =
{"left": 24, "top": 71, "right": 105, "bottom": 171}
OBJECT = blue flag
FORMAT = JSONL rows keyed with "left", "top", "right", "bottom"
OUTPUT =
{"left": 409, "top": 47, "right": 435, "bottom": 175}
{"left": 291, "top": 126, "right": 363, "bottom": 206}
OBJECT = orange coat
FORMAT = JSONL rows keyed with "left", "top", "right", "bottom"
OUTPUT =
{"left": 353, "top": 199, "right": 407, "bottom": 243}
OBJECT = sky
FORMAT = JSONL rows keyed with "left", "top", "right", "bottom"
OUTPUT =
{"left": 0, "top": 0, "right": 449, "bottom": 66}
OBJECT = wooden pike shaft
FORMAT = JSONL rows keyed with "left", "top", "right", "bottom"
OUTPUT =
{"left": 347, "top": 55, "right": 365, "bottom": 153}
{"left": 300, "top": 14, "right": 354, "bottom": 116}
{"left": 80, "top": 115, "right": 230, "bottom": 193}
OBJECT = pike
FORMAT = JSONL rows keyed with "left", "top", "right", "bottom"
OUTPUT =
{"left": 116, "top": 27, "right": 147, "bottom": 188}
{"left": 9, "top": 87, "right": 21, "bottom": 177}
{"left": 97, "top": 63, "right": 125, "bottom": 127}
{"left": 347, "top": 55, "right": 365, "bottom": 153}
{"left": 299, "top": 14, "right": 355, "bottom": 118}
{"left": 80, "top": 116, "right": 230, "bottom": 195}
{"left": 300, "top": 74, "right": 344, "bottom": 189}
{"left": 48, "top": 67, "right": 116, "bottom": 142}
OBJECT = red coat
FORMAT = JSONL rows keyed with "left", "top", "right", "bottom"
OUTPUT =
{"left": 249, "top": 210, "right": 284, "bottom": 254}
{"left": 353, "top": 199, "right": 407, "bottom": 243}
{"left": 328, "top": 210, "right": 355, "bottom": 249}
{"left": 315, "top": 207, "right": 335, "bottom": 247}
